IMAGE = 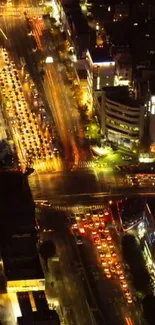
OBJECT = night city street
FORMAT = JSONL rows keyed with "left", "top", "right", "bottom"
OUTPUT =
{"left": 1, "top": 1, "right": 155, "bottom": 325}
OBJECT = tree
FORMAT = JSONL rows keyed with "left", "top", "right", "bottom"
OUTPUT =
{"left": 39, "top": 240, "right": 56, "bottom": 270}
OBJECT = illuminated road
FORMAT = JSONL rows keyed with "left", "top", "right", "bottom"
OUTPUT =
{"left": 37, "top": 210, "right": 94, "bottom": 325}
{"left": 37, "top": 206, "right": 146, "bottom": 325}
{"left": 28, "top": 166, "right": 155, "bottom": 205}
{"left": 49, "top": 233, "right": 94, "bottom": 325}
{"left": 71, "top": 209, "right": 145, "bottom": 325}
{"left": 0, "top": 16, "right": 63, "bottom": 172}
{"left": 30, "top": 16, "right": 91, "bottom": 165}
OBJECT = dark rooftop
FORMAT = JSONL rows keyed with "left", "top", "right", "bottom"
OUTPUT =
{"left": 3, "top": 254, "right": 44, "bottom": 281}
{"left": 2, "top": 236, "right": 37, "bottom": 258}
{"left": 120, "top": 197, "right": 145, "bottom": 224}
{"left": 17, "top": 310, "right": 60, "bottom": 325}
{"left": 0, "top": 172, "right": 35, "bottom": 240}
{"left": 103, "top": 86, "right": 142, "bottom": 107}
{"left": 69, "top": 7, "right": 89, "bottom": 34}
{"left": 17, "top": 292, "right": 32, "bottom": 316}
{"left": 32, "top": 291, "right": 49, "bottom": 311}
{"left": 90, "top": 47, "right": 114, "bottom": 63}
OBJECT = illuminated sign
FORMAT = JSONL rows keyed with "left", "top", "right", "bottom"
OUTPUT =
{"left": 45, "top": 56, "right": 53, "bottom": 63}
{"left": 7, "top": 279, "right": 45, "bottom": 293}
{"left": 93, "top": 61, "right": 115, "bottom": 67}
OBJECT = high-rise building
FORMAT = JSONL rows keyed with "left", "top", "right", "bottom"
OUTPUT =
{"left": 0, "top": 172, "right": 45, "bottom": 293}
{"left": 101, "top": 86, "right": 145, "bottom": 148}
{"left": 86, "top": 48, "right": 115, "bottom": 92}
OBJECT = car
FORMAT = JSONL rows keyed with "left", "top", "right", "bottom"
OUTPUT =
{"left": 41, "top": 201, "right": 51, "bottom": 207}
{"left": 81, "top": 215, "right": 87, "bottom": 222}
{"left": 98, "top": 227, "right": 104, "bottom": 233}
{"left": 127, "top": 298, "right": 133, "bottom": 304}
{"left": 99, "top": 251, "right": 105, "bottom": 258}
{"left": 101, "top": 260, "right": 107, "bottom": 267}
{"left": 100, "top": 220, "right": 105, "bottom": 227}
{"left": 92, "top": 210, "right": 98, "bottom": 217}
{"left": 104, "top": 210, "right": 110, "bottom": 216}
{"left": 92, "top": 230, "right": 97, "bottom": 236}
{"left": 89, "top": 221, "right": 94, "bottom": 228}
{"left": 108, "top": 260, "right": 113, "bottom": 265}
{"left": 120, "top": 275, "right": 125, "bottom": 280}
{"left": 110, "top": 266, "right": 115, "bottom": 273}
{"left": 79, "top": 227, "right": 85, "bottom": 234}
{"left": 43, "top": 228, "right": 52, "bottom": 232}
{"left": 115, "top": 262, "right": 121, "bottom": 269}
{"left": 106, "top": 272, "right": 111, "bottom": 278}
{"left": 72, "top": 223, "right": 78, "bottom": 229}
{"left": 94, "top": 236, "right": 100, "bottom": 244}
{"left": 125, "top": 291, "right": 130, "bottom": 297}
{"left": 100, "top": 234, "right": 106, "bottom": 241}
{"left": 83, "top": 222, "right": 89, "bottom": 228}
{"left": 121, "top": 281, "right": 127, "bottom": 289}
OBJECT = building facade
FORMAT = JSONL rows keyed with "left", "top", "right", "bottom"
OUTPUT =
{"left": 101, "top": 87, "right": 145, "bottom": 148}
{"left": 86, "top": 48, "right": 115, "bottom": 92}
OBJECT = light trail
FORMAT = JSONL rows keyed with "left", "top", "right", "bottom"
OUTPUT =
{"left": 30, "top": 17, "right": 88, "bottom": 165}
{"left": 125, "top": 317, "right": 134, "bottom": 325}
{"left": 32, "top": 25, "right": 43, "bottom": 50}
{"left": 0, "top": 28, "right": 8, "bottom": 40}
{"left": 45, "top": 67, "right": 70, "bottom": 159}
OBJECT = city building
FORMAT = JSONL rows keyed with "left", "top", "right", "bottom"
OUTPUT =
{"left": 117, "top": 198, "right": 155, "bottom": 275}
{"left": 117, "top": 197, "right": 145, "bottom": 232}
{"left": 101, "top": 86, "right": 145, "bottom": 148}
{"left": 80, "top": 0, "right": 114, "bottom": 23}
{"left": 114, "top": 3, "right": 129, "bottom": 21}
{"left": 17, "top": 310, "right": 60, "bottom": 325}
{"left": 65, "top": 4, "right": 96, "bottom": 57}
{"left": 0, "top": 171, "right": 45, "bottom": 323}
{"left": 16, "top": 291, "right": 60, "bottom": 325}
{"left": 0, "top": 171, "right": 35, "bottom": 239}
{"left": 2, "top": 236, "right": 45, "bottom": 293}
{"left": 86, "top": 47, "right": 115, "bottom": 92}
{"left": 147, "top": 78, "right": 155, "bottom": 142}
{"left": 114, "top": 50, "right": 132, "bottom": 87}
{"left": 75, "top": 59, "right": 93, "bottom": 110}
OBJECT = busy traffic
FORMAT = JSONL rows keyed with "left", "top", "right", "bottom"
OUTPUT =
{"left": 70, "top": 207, "right": 133, "bottom": 305}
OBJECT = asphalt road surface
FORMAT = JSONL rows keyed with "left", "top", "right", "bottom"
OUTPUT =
{"left": 37, "top": 207, "right": 146, "bottom": 325}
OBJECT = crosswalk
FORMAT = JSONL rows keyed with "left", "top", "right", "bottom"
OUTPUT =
{"left": 72, "top": 161, "right": 95, "bottom": 169}
{"left": 35, "top": 201, "right": 105, "bottom": 212}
